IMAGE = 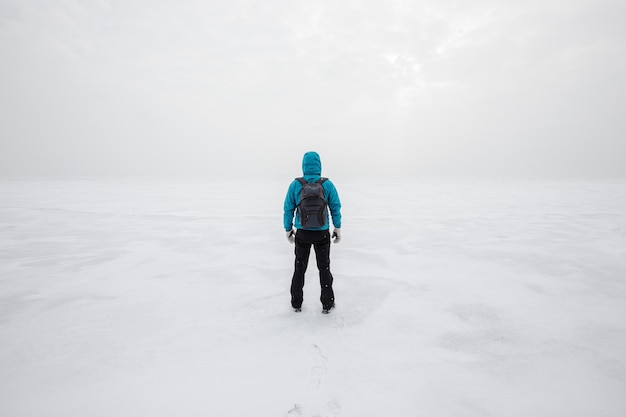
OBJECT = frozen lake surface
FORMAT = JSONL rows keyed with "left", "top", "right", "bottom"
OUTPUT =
{"left": 1, "top": 178, "right": 626, "bottom": 416}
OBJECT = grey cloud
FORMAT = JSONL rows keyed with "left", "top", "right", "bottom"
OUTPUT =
{"left": 1, "top": 0, "right": 624, "bottom": 178}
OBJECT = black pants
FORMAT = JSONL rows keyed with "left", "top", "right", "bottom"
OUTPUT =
{"left": 290, "top": 229, "right": 335, "bottom": 309}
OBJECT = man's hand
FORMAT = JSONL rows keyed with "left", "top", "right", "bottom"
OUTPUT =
{"left": 332, "top": 228, "right": 341, "bottom": 244}
{"left": 286, "top": 229, "right": 296, "bottom": 244}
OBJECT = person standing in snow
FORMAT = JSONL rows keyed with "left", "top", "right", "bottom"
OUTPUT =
{"left": 284, "top": 151, "right": 342, "bottom": 313}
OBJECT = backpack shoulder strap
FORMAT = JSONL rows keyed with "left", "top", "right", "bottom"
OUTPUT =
{"left": 296, "top": 177, "right": 307, "bottom": 185}
{"left": 316, "top": 178, "right": 328, "bottom": 201}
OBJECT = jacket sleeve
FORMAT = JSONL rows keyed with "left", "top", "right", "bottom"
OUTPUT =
{"left": 325, "top": 180, "right": 342, "bottom": 229}
{"left": 283, "top": 181, "right": 298, "bottom": 231}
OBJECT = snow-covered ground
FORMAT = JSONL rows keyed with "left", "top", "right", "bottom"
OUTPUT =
{"left": 1, "top": 178, "right": 626, "bottom": 417}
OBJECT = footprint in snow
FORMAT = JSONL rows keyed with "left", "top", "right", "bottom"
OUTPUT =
{"left": 284, "top": 400, "right": 342, "bottom": 417}
{"left": 285, "top": 404, "right": 302, "bottom": 417}
{"left": 309, "top": 344, "right": 328, "bottom": 388}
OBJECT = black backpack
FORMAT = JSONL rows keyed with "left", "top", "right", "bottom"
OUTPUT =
{"left": 296, "top": 177, "right": 328, "bottom": 228}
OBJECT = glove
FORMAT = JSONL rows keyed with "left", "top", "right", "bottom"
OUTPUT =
{"left": 331, "top": 228, "right": 341, "bottom": 244}
{"left": 286, "top": 229, "right": 296, "bottom": 244}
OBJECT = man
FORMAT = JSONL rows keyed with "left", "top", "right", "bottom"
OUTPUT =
{"left": 284, "top": 151, "right": 342, "bottom": 313}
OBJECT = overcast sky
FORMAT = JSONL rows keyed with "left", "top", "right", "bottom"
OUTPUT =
{"left": 1, "top": 0, "right": 625, "bottom": 178}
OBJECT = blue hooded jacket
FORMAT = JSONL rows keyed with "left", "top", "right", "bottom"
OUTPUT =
{"left": 284, "top": 152, "right": 342, "bottom": 231}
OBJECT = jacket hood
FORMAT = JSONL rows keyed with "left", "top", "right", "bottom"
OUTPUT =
{"left": 302, "top": 151, "right": 322, "bottom": 176}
